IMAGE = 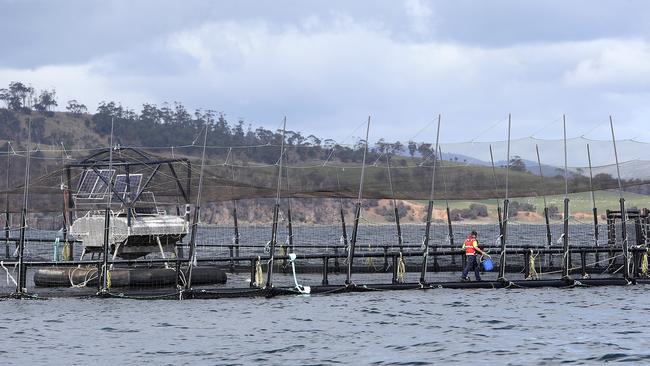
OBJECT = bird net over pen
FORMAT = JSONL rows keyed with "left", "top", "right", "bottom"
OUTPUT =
{"left": 1, "top": 133, "right": 649, "bottom": 213}
{"left": 1, "top": 115, "right": 650, "bottom": 299}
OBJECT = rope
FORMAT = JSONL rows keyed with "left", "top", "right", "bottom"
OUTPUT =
{"left": 62, "top": 241, "right": 71, "bottom": 261}
{"left": 641, "top": 251, "right": 648, "bottom": 277}
{"left": 254, "top": 256, "right": 264, "bottom": 287}
{"left": 396, "top": 252, "right": 406, "bottom": 283}
{"left": 68, "top": 267, "right": 98, "bottom": 288}
{"left": 0, "top": 261, "right": 17, "bottom": 286}
{"left": 177, "top": 267, "right": 187, "bottom": 288}
{"left": 364, "top": 243, "right": 379, "bottom": 270}
{"left": 288, "top": 253, "right": 310, "bottom": 294}
{"left": 526, "top": 249, "right": 539, "bottom": 280}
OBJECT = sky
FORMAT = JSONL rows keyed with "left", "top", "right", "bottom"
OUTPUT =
{"left": 2, "top": 0, "right": 650, "bottom": 157}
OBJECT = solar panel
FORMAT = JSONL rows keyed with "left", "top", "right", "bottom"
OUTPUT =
{"left": 112, "top": 174, "right": 143, "bottom": 201}
{"left": 76, "top": 171, "right": 97, "bottom": 199}
{"left": 75, "top": 169, "right": 115, "bottom": 200}
{"left": 89, "top": 170, "right": 114, "bottom": 199}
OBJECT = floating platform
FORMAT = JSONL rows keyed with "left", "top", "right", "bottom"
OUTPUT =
{"left": 33, "top": 266, "right": 227, "bottom": 288}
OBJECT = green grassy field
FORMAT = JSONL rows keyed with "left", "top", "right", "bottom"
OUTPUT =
{"left": 410, "top": 189, "right": 649, "bottom": 219}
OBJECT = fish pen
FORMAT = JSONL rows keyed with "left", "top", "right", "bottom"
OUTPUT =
{"left": 1, "top": 115, "right": 650, "bottom": 300}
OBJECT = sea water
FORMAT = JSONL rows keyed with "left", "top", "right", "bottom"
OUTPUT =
{"left": 1, "top": 285, "right": 649, "bottom": 365}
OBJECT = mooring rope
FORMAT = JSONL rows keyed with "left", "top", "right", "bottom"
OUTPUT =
{"left": 254, "top": 256, "right": 264, "bottom": 287}
{"left": 396, "top": 252, "right": 406, "bottom": 283}
{"left": 61, "top": 240, "right": 71, "bottom": 261}
{"left": 106, "top": 269, "right": 111, "bottom": 290}
{"left": 68, "top": 267, "right": 98, "bottom": 288}
{"left": 537, "top": 252, "right": 626, "bottom": 277}
{"left": 641, "top": 250, "right": 649, "bottom": 277}
{"left": 364, "top": 242, "right": 379, "bottom": 271}
{"left": 177, "top": 267, "right": 187, "bottom": 288}
{"left": 0, "top": 261, "right": 17, "bottom": 286}
{"left": 288, "top": 253, "right": 310, "bottom": 294}
{"left": 526, "top": 249, "right": 539, "bottom": 280}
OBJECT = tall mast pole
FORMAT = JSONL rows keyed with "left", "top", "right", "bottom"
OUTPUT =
{"left": 561, "top": 115, "right": 571, "bottom": 279}
{"left": 586, "top": 144, "right": 599, "bottom": 253}
{"left": 60, "top": 142, "right": 69, "bottom": 257}
{"left": 99, "top": 118, "right": 115, "bottom": 294}
{"left": 498, "top": 114, "right": 511, "bottom": 280}
{"left": 285, "top": 158, "right": 294, "bottom": 255}
{"left": 345, "top": 116, "right": 371, "bottom": 285}
{"left": 438, "top": 145, "right": 455, "bottom": 265}
{"left": 336, "top": 172, "right": 347, "bottom": 273}
{"left": 419, "top": 115, "right": 441, "bottom": 286}
{"left": 4, "top": 143, "right": 10, "bottom": 259}
{"left": 265, "top": 117, "right": 287, "bottom": 288}
{"left": 185, "top": 117, "right": 209, "bottom": 290}
{"left": 609, "top": 116, "right": 630, "bottom": 279}
{"left": 15, "top": 118, "right": 31, "bottom": 295}
{"left": 228, "top": 148, "right": 241, "bottom": 260}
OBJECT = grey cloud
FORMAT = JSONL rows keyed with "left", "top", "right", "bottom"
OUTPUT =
{"left": 1, "top": 0, "right": 649, "bottom": 146}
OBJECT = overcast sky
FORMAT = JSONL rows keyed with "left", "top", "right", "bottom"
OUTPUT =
{"left": 2, "top": 0, "right": 650, "bottom": 156}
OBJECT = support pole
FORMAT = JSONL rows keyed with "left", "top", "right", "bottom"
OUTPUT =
{"left": 385, "top": 154, "right": 403, "bottom": 256}
{"left": 337, "top": 201, "right": 346, "bottom": 272}
{"left": 562, "top": 197, "right": 570, "bottom": 278}
{"left": 419, "top": 115, "right": 441, "bottom": 285}
{"left": 100, "top": 118, "right": 115, "bottom": 294}
{"left": 498, "top": 199, "right": 509, "bottom": 279}
{"left": 497, "top": 114, "right": 511, "bottom": 281}
{"left": 346, "top": 116, "right": 371, "bottom": 286}
{"left": 336, "top": 173, "right": 347, "bottom": 273}
{"left": 185, "top": 117, "right": 210, "bottom": 290}
{"left": 16, "top": 119, "right": 32, "bottom": 295}
{"left": 561, "top": 116, "right": 571, "bottom": 279}
{"left": 609, "top": 116, "right": 630, "bottom": 279}
{"left": 586, "top": 144, "right": 600, "bottom": 266}
{"left": 232, "top": 200, "right": 240, "bottom": 258}
{"left": 446, "top": 206, "right": 455, "bottom": 266}
{"left": 265, "top": 117, "right": 287, "bottom": 288}
{"left": 4, "top": 143, "right": 10, "bottom": 259}
{"left": 283, "top": 164, "right": 294, "bottom": 272}
{"left": 606, "top": 210, "right": 615, "bottom": 269}
{"left": 66, "top": 166, "right": 74, "bottom": 259}
{"left": 438, "top": 146, "right": 455, "bottom": 266}
{"left": 489, "top": 144, "right": 504, "bottom": 269}
{"left": 226, "top": 148, "right": 241, "bottom": 260}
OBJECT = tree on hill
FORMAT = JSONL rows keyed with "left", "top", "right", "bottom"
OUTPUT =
{"left": 509, "top": 155, "right": 526, "bottom": 172}
{"left": 417, "top": 143, "right": 433, "bottom": 161}
{"left": 0, "top": 82, "right": 34, "bottom": 111}
{"left": 407, "top": 140, "right": 417, "bottom": 157}
{"left": 66, "top": 100, "right": 88, "bottom": 116}
{"left": 34, "top": 89, "right": 57, "bottom": 113}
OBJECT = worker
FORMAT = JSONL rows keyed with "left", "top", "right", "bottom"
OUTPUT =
{"left": 461, "top": 230, "right": 488, "bottom": 281}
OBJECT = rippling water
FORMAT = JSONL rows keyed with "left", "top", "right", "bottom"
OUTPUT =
{"left": 1, "top": 285, "right": 649, "bottom": 365}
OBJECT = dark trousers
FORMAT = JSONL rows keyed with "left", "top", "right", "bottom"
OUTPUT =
{"left": 462, "top": 255, "right": 481, "bottom": 280}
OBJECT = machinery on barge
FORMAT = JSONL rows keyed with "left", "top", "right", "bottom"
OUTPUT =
{"left": 34, "top": 147, "right": 226, "bottom": 288}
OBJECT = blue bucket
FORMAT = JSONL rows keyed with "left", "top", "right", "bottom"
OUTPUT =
{"left": 482, "top": 257, "right": 494, "bottom": 271}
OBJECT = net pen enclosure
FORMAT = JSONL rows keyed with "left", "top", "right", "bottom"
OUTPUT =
{"left": 1, "top": 129, "right": 650, "bottom": 300}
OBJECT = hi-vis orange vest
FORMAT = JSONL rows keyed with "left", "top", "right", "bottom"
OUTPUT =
{"left": 464, "top": 236, "right": 477, "bottom": 255}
